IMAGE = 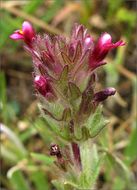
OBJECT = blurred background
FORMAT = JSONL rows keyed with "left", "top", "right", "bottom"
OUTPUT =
{"left": 0, "top": 0, "right": 137, "bottom": 190}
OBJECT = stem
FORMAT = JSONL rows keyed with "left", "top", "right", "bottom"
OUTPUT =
{"left": 71, "top": 142, "right": 82, "bottom": 170}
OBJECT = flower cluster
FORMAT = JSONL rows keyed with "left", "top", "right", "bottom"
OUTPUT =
{"left": 10, "top": 22, "right": 126, "bottom": 188}
{"left": 10, "top": 21, "right": 125, "bottom": 141}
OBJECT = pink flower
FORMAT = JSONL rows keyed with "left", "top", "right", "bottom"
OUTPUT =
{"left": 34, "top": 75, "right": 47, "bottom": 96}
{"left": 10, "top": 21, "right": 35, "bottom": 47}
{"left": 89, "top": 33, "right": 125, "bottom": 70}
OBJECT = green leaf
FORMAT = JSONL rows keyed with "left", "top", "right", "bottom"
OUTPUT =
{"left": 57, "top": 65, "right": 69, "bottom": 94}
{"left": 33, "top": 118, "right": 53, "bottom": 143}
{"left": 112, "top": 177, "right": 126, "bottom": 190}
{"left": 43, "top": 115, "right": 70, "bottom": 141}
{"left": 80, "top": 0, "right": 92, "bottom": 25}
{"left": 73, "top": 41, "right": 82, "bottom": 63}
{"left": 108, "top": 0, "right": 123, "bottom": 17}
{"left": 52, "top": 179, "right": 79, "bottom": 190}
{"left": 0, "top": 72, "right": 7, "bottom": 122}
{"left": 116, "top": 8, "right": 137, "bottom": 27}
{"left": 1, "top": 144, "right": 18, "bottom": 163}
{"left": 0, "top": 124, "right": 27, "bottom": 157}
{"left": 31, "top": 152, "right": 55, "bottom": 166}
{"left": 124, "top": 124, "right": 137, "bottom": 165}
{"left": 41, "top": 0, "right": 64, "bottom": 22}
{"left": 0, "top": 12, "right": 21, "bottom": 50}
{"left": 86, "top": 106, "right": 109, "bottom": 138}
{"left": 8, "top": 169, "right": 30, "bottom": 190}
{"left": 40, "top": 98, "right": 64, "bottom": 120}
{"left": 81, "top": 127, "right": 90, "bottom": 140}
{"left": 52, "top": 180, "right": 64, "bottom": 190}
{"left": 62, "top": 108, "right": 71, "bottom": 122}
{"left": 68, "top": 82, "right": 81, "bottom": 100}
{"left": 30, "top": 171, "right": 50, "bottom": 190}
{"left": 61, "top": 52, "right": 72, "bottom": 65}
{"left": 79, "top": 142, "right": 105, "bottom": 188}
{"left": 68, "top": 82, "right": 81, "bottom": 113}
{"left": 105, "top": 63, "right": 118, "bottom": 86}
{"left": 106, "top": 152, "right": 133, "bottom": 181}
{"left": 104, "top": 45, "right": 126, "bottom": 86}
{"left": 20, "top": 123, "right": 37, "bottom": 143}
{"left": 23, "top": 0, "right": 44, "bottom": 14}
{"left": 64, "top": 181, "right": 79, "bottom": 190}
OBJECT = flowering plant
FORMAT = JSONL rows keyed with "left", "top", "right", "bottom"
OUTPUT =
{"left": 10, "top": 21, "right": 125, "bottom": 189}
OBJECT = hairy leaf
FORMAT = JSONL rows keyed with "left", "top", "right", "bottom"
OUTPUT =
{"left": 68, "top": 82, "right": 81, "bottom": 100}
{"left": 86, "top": 106, "right": 109, "bottom": 138}
{"left": 79, "top": 142, "right": 105, "bottom": 188}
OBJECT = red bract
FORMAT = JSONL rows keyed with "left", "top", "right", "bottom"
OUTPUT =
{"left": 19, "top": 24, "right": 95, "bottom": 96}
{"left": 89, "top": 33, "right": 125, "bottom": 70}
{"left": 10, "top": 21, "right": 35, "bottom": 47}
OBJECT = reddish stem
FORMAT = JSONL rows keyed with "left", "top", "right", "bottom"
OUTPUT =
{"left": 71, "top": 142, "right": 82, "bottom": 170}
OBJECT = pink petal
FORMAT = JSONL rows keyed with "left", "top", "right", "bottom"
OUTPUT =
{"left": 112, "top": 40, "right": 126, "bottom": 48}
{"left": 22, "top": 21, "right": 32, "bottom": 31}
{"left": 98, "top": 33, "right": 112, "bottom": 46}
{"left": 9, "top": 32, "right": 24, "bottom": 40}
{"left": 22, "top": 21, "right": 35, "bottom": 39}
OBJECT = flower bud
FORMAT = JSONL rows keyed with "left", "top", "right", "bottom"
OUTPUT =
{"left": 93, "top": 87, "right": 116, "bottom": 102}
{"left": 99, "top": 33, "right": 112, "bottom": 46}
{"left": 89, "top": 33, "right": 125, "bottom": 70}
{"left": 84, "top": 35, "right": 93, "bottom": 50}
{"left": 34, "top": 75, "right": 47, "bottom": 96}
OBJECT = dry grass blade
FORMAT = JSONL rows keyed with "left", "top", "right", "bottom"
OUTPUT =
{"left": 114, "top": 116, "right": 135, "bottom": 138}
{"left": 117, "top": 65, "right": 136, "bottom": 81}
{"left": 114, "top": 92, "right": 127, "bottom": 107}
{"left": 52, "top": 2, "right": 81, "bottom": 26}
{"left": 1, "top": 0, "right": 28, "bottom": 8}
